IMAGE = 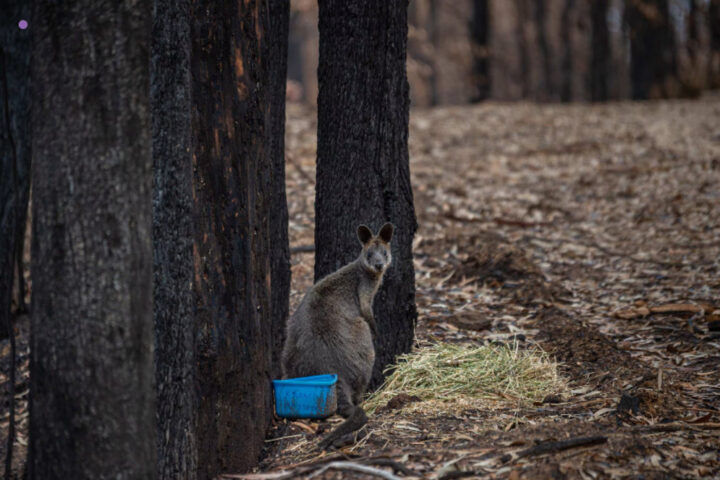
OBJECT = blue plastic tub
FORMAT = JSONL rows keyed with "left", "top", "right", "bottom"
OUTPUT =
{"left": 272, "top": 374, "right": 338, "bottom": 419}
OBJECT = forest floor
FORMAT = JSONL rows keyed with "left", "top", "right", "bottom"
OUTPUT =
{"left": 257, "top": 97, "right": 720, "bottom": 479}
{"left": 2, "top": 97, "right": 720, "bottom": 479}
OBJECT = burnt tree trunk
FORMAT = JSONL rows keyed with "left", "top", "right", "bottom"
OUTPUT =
{"left": 471, "top": 0, "right": 490, "bottom": 101}
{"left": 681, "top": 0, "right": 710, "bottom": 96}
{"left": 625, "top": 0, "right": 678, "bottom": 99}
{"left": 567, "top": 0, "right": 592, "bottom": 101}
{"left": 267, "top": 0, "right": 291, "bottom": 382}
{"left": 29, "top": 1, "right": 155, "bottom": 478}
{"left": 560, "top": 0, "right": 575, "bottom": 101}
{"left": 590, "top": 0, "right": 611, "bottom": 101}
{"left": 153, "top": 0, "right": 289, "bottom": 477}
{"left": 515, "top": 0, "right": 531, "bottom": 98}
{"left": 429, "top": 0, "right": 477, "bottom": 105}
{"left": 1, "top": 5, "right": 31, "bottom": 477}
{"left": 489, "top": 0, "right": 524, "bottom": 100}
{"left": 543, "top": 0, "right": 568, "bottom": 101}
{"left": 1, "top": 0, "right": 31, "bottom": 340}
{"left": 707, "top": 0, "right": 720, "bottom": 88}
{"left": 315, "top": 0, "right": 417, "bottom": 389}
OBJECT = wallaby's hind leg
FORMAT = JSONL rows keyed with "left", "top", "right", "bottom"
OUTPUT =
{"left": 318, "top": 381, "right": 368, "bottom": 450}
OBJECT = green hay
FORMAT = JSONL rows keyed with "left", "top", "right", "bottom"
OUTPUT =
{"left": 364, "top": 342, "right": 566, "bottom": 414}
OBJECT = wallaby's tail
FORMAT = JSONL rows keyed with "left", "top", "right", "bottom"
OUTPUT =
{"left": 318, "top": 406, "right": 368, "bottom": 450}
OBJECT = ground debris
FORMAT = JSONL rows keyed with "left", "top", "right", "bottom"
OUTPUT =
{"left": 259, "top": 98, "right": 720, "bottom": 478}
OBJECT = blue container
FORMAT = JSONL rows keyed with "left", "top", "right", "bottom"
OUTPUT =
{"left": 272, "top": 374, "right": 338, "bottom": 419}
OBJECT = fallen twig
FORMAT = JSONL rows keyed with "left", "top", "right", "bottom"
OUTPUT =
{"left": 500, "top": 435, "right": 608, "bottom": 463}
{"left": 362, "top": 458, "right": 420, "bottom": 477}
{"left": 517, "top": 435, "right": 608, "bottom": 459}
{"left": 287, "top": 154, "right": 315, "bottom": 185}
{"left": 290, "top": 244, "right": 315, "bottom": 255}
{"left": 307, "top": 461, "right": 402, "bottom": 480}
{"left": 631, "top": 422, "right": 720, "bottom": 434}
{"left": 218, "top": 454, "right": 416, "bottom": 480}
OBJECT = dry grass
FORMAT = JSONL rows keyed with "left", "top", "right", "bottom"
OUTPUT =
{"left": 364, "top": 342, "right": 567, "bottom": 415}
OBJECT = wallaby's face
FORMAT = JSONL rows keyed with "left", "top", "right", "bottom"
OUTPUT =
{"left": 357, "top": 223, "right": 394, "bottom": 275}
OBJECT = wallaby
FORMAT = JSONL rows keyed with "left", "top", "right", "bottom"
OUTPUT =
{"left": 281, "top": 222, "right": 394, "bottom": 449}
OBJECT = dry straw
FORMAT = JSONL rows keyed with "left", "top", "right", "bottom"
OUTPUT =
{"left": 364, "top": 342, "right": 566, "bottom": 414}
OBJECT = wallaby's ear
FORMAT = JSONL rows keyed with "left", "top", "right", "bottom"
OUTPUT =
{"left": 378, "top": 222, "right": 394, "bottom": 243}
{"left": 357, "top": 225, "right": 373, "bottom": 245}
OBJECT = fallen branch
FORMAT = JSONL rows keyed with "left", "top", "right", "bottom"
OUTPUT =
{"left": 287, "top": 154, "right": 315, "bottom": 185}
{"left": 501, "top": 435, "right": 608, "bottom": 463}
{"left": 632, "top": 422, "right": 720, "bottom": 434}
{"left": 307, "top": 461, "right": 401, "bottom": 480}
{"left": 290, "top": 244, "right": 315, "bottom": 255}
{"left": 218, "top": 454, "right": 416, "bottom": 480}
{"left": 362, "top": 458, "right": 420, "bottom": 477}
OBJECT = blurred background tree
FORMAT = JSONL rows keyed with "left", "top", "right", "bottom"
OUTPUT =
{"left": 287, "top": 0, "right": 719, "bottom": 106}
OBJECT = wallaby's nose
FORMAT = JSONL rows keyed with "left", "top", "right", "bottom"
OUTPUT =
{"left": 373, "top": 262, "right": 383, "bottom": 272}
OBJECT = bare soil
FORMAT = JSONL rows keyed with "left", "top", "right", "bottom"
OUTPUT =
{"left": 261, "top": 97, "right": 720, "bottom": 479}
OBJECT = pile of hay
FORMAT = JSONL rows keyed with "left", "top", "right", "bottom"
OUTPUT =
{"left": 364, "top": 342, "right": 566, "bottom": 414}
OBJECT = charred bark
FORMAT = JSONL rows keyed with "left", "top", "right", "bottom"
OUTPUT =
{"left": 267, "top": 0, "right": 291, "bottom": 382}
{"left": 0, "top": 0, "right": 31, "bottom": 340}
{"left": 315, "top": 0, "right": 417, "bottom": 389}
{"left": 29, "top": 1, "right": 155, "bottom": 478}
{"left": 0, "top": 17, "right": 30, "bottom": 477}
{"left": 152, "top": 0, "right": 195, "bottom": 477}
{"left": 153, "top": 0, "right": 289, "bottom": 477}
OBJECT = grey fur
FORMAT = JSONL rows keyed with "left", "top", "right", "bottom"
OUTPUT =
{"left": 282, "top": 223, "right": 394, "bottom": 448}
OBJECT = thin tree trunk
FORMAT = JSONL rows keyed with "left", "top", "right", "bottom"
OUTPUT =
{"left": 430, "top": 0, "right": 477, "bottom": 105}
{"left": 471, "top": 0, "right": 490, "bottom": 101}
{"left": 153, "top": 0, "right": 288, "bottom": 477}
{"left": 707, "top": 0, "right": 720, "bottom": 88}
{"left": 515, "top": 0, "right": 531, "bottom": 98}
{"left": 29, "top": 1, "right": 155, "bottom": 478}
{"left": 315, "top": 0, "right": 417, "bottom": 389}
{"left": 625, "top": 0, "right": 679, "bottom": 99}
{"left": 1, "top": 4, "right": 31, "bottom": 477}
{"left": 267, "top": 0, "right": 291, "bottom": 382}
{"left": 536, "top": 0, "right": 553, "bottom": 101}
{"left": 489, "top": 0, "right": 524, "bottom": 100}
{"left": 568, "top": 0, "right": 591, "bottom": 101}
{"left": 591, "top": 0, "right": 611, "bottom": 101}
{"left": 680, "top": 0, "right": 710, "bottom": 96}
{"left": 543, "top": 0, "right": 567, "bottom": 101}
{"left": 560, "top": 0, "right": 575, "bottom": 101}
{"left": 0, "top": 0, "right": 31, "bottom": 338}
{"left": 152, "top": 0, "right": 195, "bottom": 477}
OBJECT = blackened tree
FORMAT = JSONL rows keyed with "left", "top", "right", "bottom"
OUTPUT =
{"left": 590, "top": 0, "right": 611, "bottom": 101}
{"left": 625, "top": 0, "right": 679, "bottom": 99}
{"left": 152, "top": 0, "right": 290, "bottom": 477}
{"left": 708, "top": 0, "right": 720, "bottom": 88}
{"left": 30, "top": 1, "right": 155, "bottom": 478}
{"left": 267, "top": 0, "right": 292, "bottom": 382}
{"left": 314, "top": 0, "right": 418, "bottom": 389}
{"left": 1, "top": 1, "right": 31, "bottom": 476}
